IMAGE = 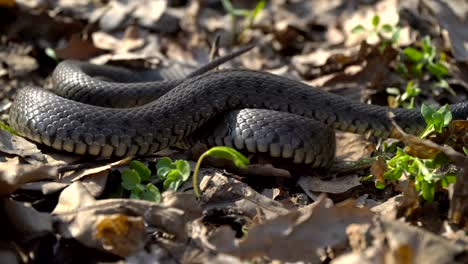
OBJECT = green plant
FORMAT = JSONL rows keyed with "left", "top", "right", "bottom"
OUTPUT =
{"left": 121, "top": 158, "right": 191, "bottom": 201}
{"left": 379, "top": 148, "right": 456, "bottom": 201}
{"left": 0, "top": 120, "right": 18, "bottom": 135}
{"left": 221, "top": 0, "right": 266, "bottom": 42}
{"left": 419, "top": 103, "right": 452, "bottom": 138}
{"left": 402, "top": 36, "right": 448, "bottom": 80}
{"left": 120, "top": 146, "right": 249, "bottom": 200}
{"left": 372, "top": 104, "right": 455, "bottom": 201}
{"left": 156, "top": 157, "right": 191, "bottom": 191}
{"left": 386, "top": 81, "right": 421, "bottom": 109}
{"left": 121, "top": 160, "right": 160, "bottom": 201}
{"left": 352, "top": 15, "right": 401, "bottom": 50}
{"left": 192, "top": 146, "right": 250, "bottom": 197}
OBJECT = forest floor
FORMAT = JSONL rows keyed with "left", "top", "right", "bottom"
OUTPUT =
{"left": 0, "top": 0, "right": 467, "bottom": 263}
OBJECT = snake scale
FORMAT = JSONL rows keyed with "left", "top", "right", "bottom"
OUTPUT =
{"left": 8, "top": 47, "right": 468, "bottom": 168}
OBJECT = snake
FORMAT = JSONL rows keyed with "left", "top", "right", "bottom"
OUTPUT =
{"left": 8, "top": 47, "right": 468, "bottom": 168}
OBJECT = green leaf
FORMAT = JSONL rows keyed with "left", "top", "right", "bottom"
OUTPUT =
{"left": 386, "top": 87, "right": 400, "bottom": 95}
{"left": 164, "top": 170, "right": 182, "bottom": 191}
{"left": 156, "top": 157, "right": 174, "bottom": 170}
{"left": 411, "top": 63, "right": 424, "bottom": 77}
{"left": 142, "top": 183, "right": 161, "bottom": 202}
{"left": 431, "top": 152, "right": 449, "bottom": 168}
{"left": 221, "top": 0, "right": 235, "bottom": 14}
{"left": 129, "top": 160, "right": 151, "bottom": 181}
{"left": 375, "top": 181, "right": 386, "bottom": 189}
{"left": 250, "top": 0, "right": 266, "bottom": 20}
{"left": 421, "top": 103, "right": 436, "bottom": 124}
{"left": 205, "top": 146, "right": 250, "bottom": 168}
{"left": 130, "top": 184, "right": 145, "bottom": 199}
{"left": 427, "top": 62, "right": 448, "bottom": 79}
{"left": 45, "top": 48, "right": 59, "bottom": 62}
{"left": 384, "top": 167, "right": 403, "bottom": 180}
{"left": 395, "top": 62, "right": 408, "bottom": 77}
{"left": 439, "top": 105, "right": 452, "bottom": 127}
{"left": 391, "top": 27, "right": 401, "bottom": 43}
{"left": 351, "top": 25, "right": 365, "bottom": 34}
{"left": 121, "top": 169, "right": 141, "bottom": 190}
{"left": 372, "top": 15, "right": 380, "bottom": 27}
{"left": 381, "top": 24, "right": 393, "bottom": 33}
{"left": 157, "top": 167, "right": 172, "bottom": 179}
{"left": 176, "top": 160, "right": 191, "bottom": 181}
{"left": 403, "top": 47, "right": 423, "bottom": 62}
{"left": 463, "top": 147, "right": 468, "bottom": 155}
{"left": 421, "top": 181, "right": 435, "bottom": 202}
{"left": 422, "top": 36, "right": 435, "bottom": 59}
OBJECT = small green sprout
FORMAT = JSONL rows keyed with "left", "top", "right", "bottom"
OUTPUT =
{"left": 351, "top": 15, "right": 401, "bottom": 49}
{"left": 402, "top": 36, "right": 449, "bottom": 80}
{"left": 192, "top": 146, "right": 250, "bottom": 197}
{"left": 221, "top": 0, "right": 266, "bottom": 42}
{"left": 386, "top": 81, "right": 421, "bottom": 109}
{"left": 419, "top": 103, "right": 452, "bottom": 138}
{"left": 156, "top": 157, "right": 191, "bottom": 191}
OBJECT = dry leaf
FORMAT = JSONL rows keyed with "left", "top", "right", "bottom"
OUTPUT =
{"left": 55, "top": 33, "right": 105, "bottom": 60}
{"left": 52, "top": 182, "right": 201, "bottom": 256}
{"left": 298, "top": 174, "right": 362, "bottom": 194}
{"left": 199, "top": 171, "right": 289, "bottom": 220}
{"left": 0, "top": 130, "right": 45, "bottom": 163}
{"left": 335, "top": 131, "right": 375, "bottom": 162}
{"left": 0, "top": 160, "right": 58, "bottom": 196}
{"left": 194, "top": 195, "right": 373, "bottom": 262}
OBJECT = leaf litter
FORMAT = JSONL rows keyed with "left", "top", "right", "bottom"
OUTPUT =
{"left": 0, "top": 0, "right": 467, "bottom": 263}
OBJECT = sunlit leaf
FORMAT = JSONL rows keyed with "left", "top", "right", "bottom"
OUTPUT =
{"left": 129, "top": 160, "right": 151, "bottom": 181}
{"left": 403, "top": 47, "right": 423, "bottom": 62}
{"left": 122, "top": 169, "right": 141, "bottom": 190}
{"left": 372, "top": 15, "right": 380, "bottom": 27}
{"left": 205, "top": 146, "right": 250, "bottom": 168}
{"left": 351, "top": 25, "right": 365, "bottom": 34}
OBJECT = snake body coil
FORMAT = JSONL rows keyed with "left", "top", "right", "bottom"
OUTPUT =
{"left": 8, "top": 60, "right": 468, "bottom": 168}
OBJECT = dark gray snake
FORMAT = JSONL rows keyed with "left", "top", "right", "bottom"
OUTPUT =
{"left": 8, "top": 50, "right": 468, "bottom": 168}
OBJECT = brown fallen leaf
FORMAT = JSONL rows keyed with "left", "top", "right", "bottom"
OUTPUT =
{"left": 0, "top": 50, "right": 38, "bottom": 77}
{"left": 369, "top": 156, "right": 387, "bottom": 186}
{"left": 337, "top": 218, "right": 466, "bottom": 264}
{"left": 91, "top": 26, "right": 145, "bottom": 54}
{"left": 0, "top": 158, "right": 58, "bottom": 196}
{"left": 52, "top": 182, "right": 201, "bottom": 256}
{"left": 199, "top": 171, "right": 289, "bottom": 220}
{"left": 55, "top": 33, "right": 105, "bottom": 60}
{"left": 298, "top": 174, "right": 362, "bottom": 195}
{"left": 0, "top": 130, "right": 46, "bottom": 164}
{"left": 194, "top": 195, "right": 373, "bottom": 262}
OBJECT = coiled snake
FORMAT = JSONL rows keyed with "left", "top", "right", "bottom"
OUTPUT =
{"left": 8, "top": 51, "right": 468, "bottom": 168}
